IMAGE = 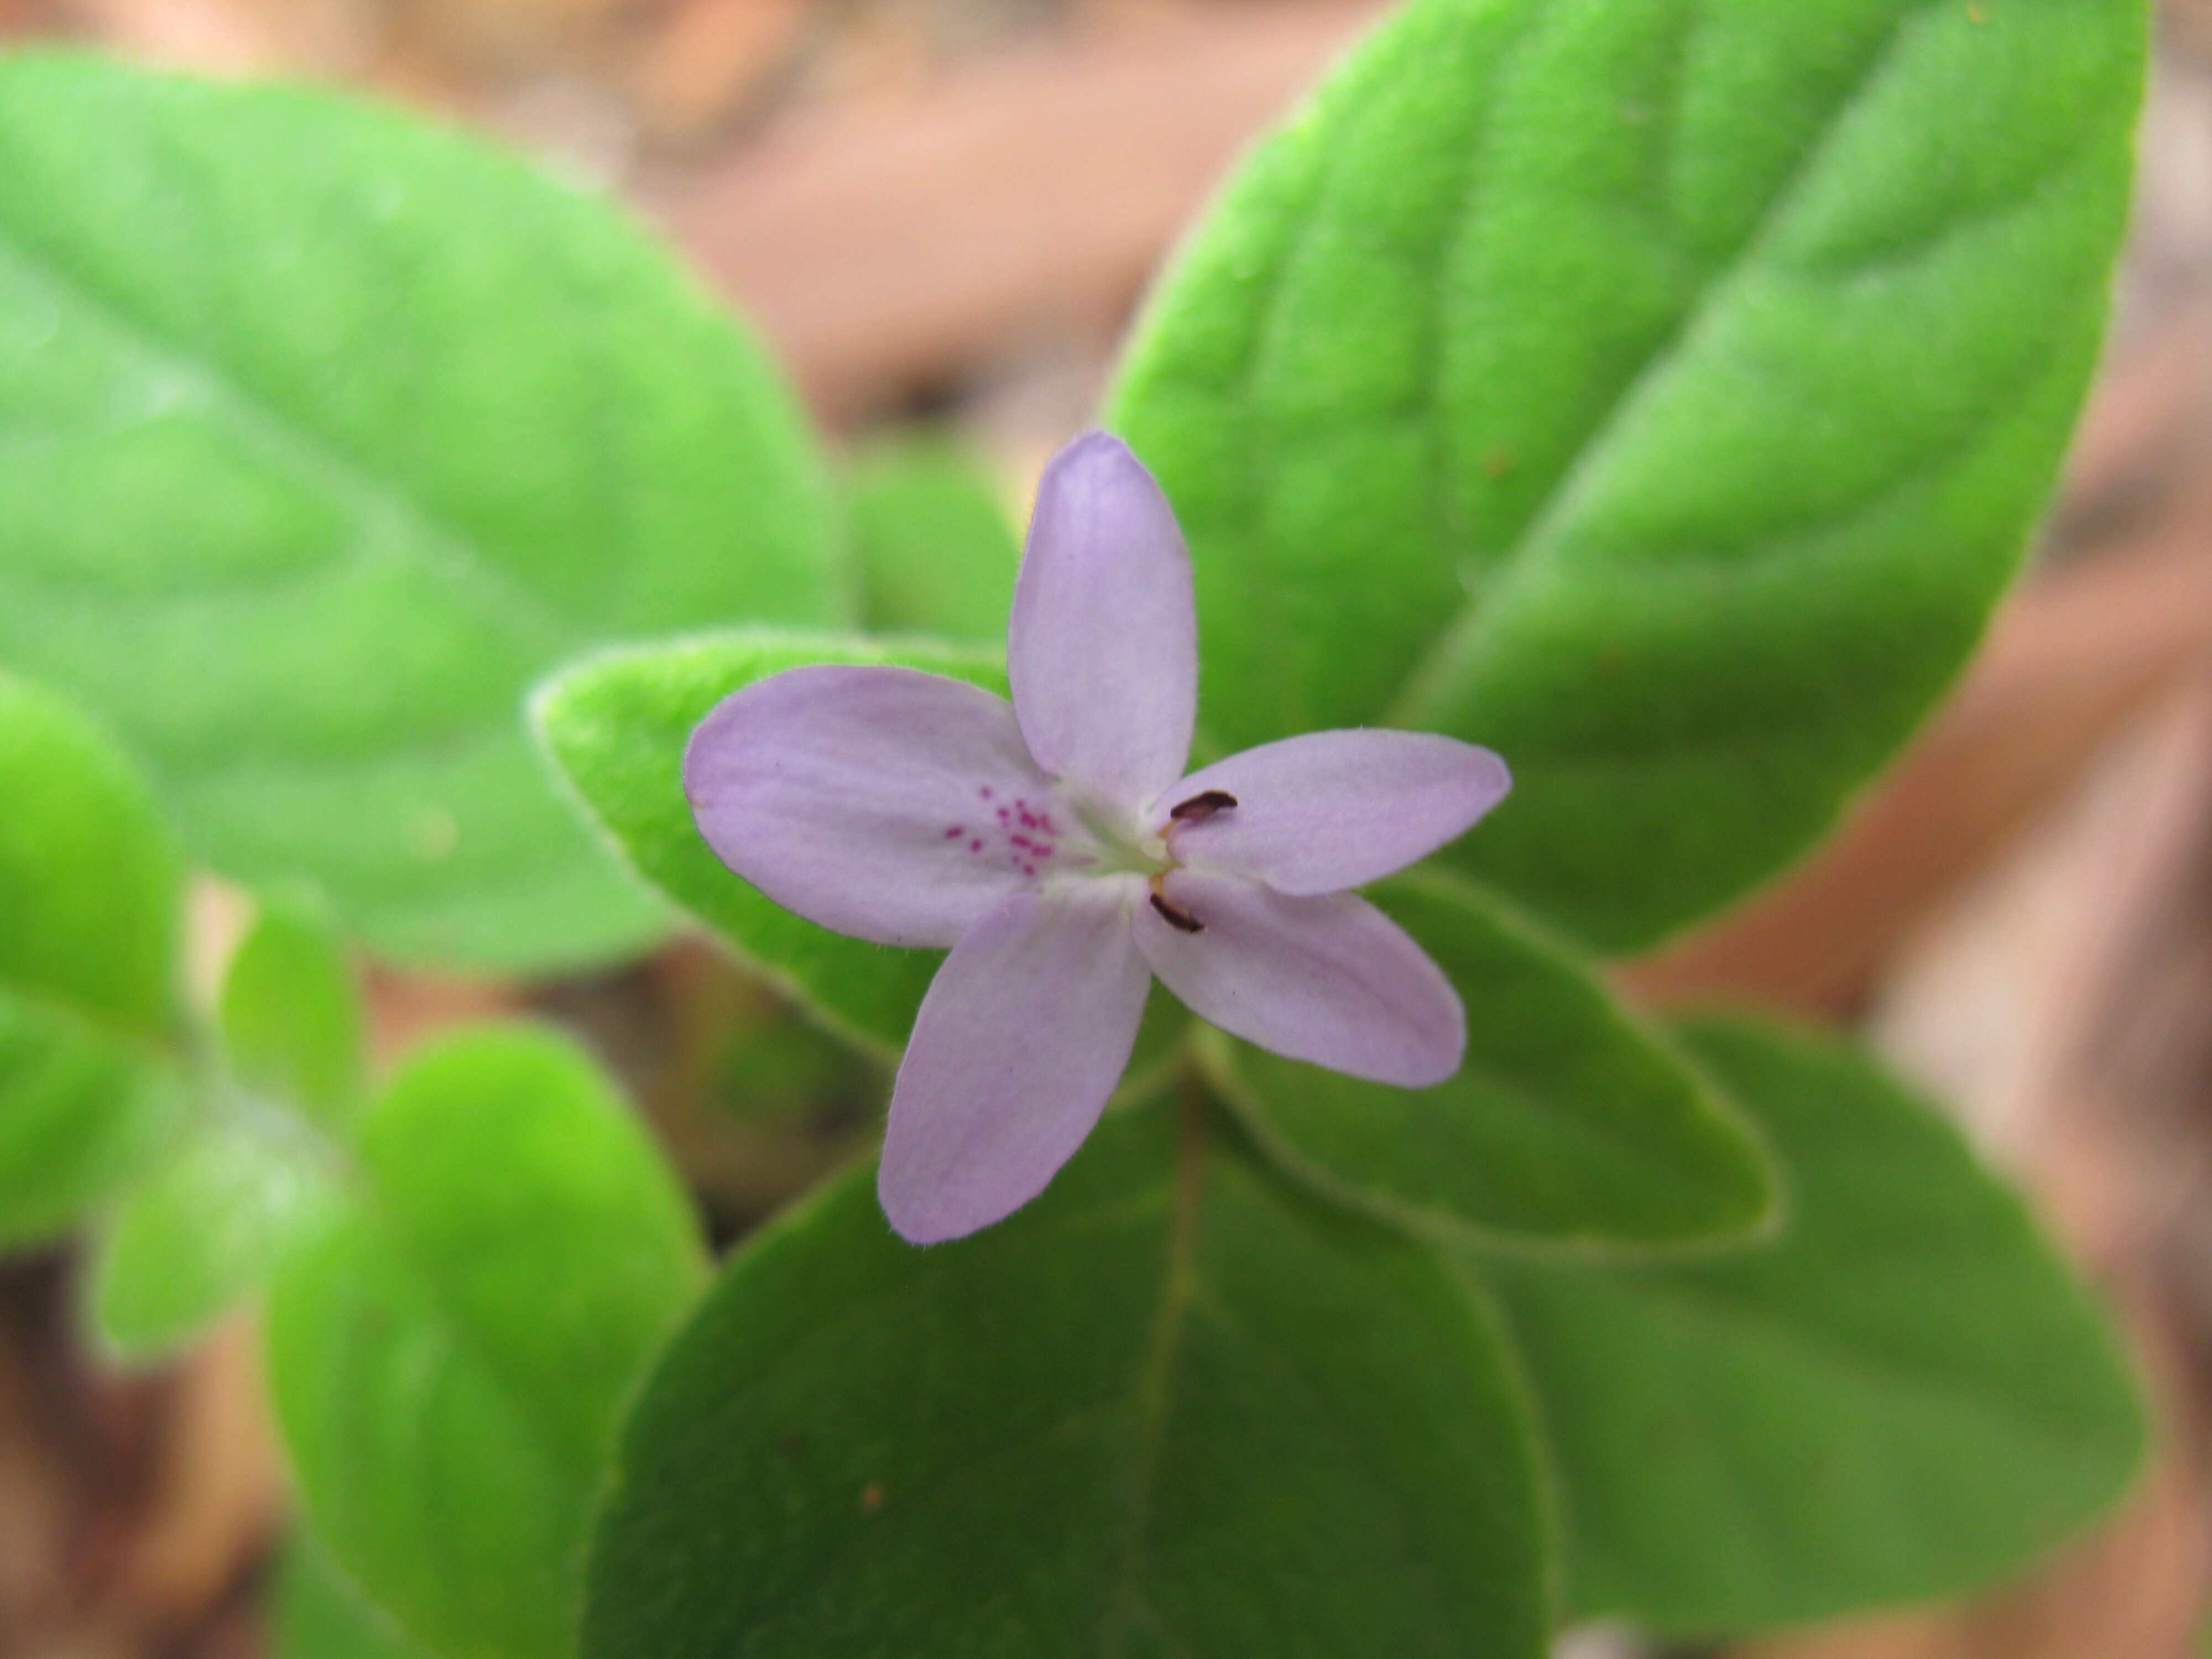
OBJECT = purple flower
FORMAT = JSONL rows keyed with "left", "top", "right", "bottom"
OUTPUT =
{"left": 686, "top": 432, "right": 1510, "bottom": 1244}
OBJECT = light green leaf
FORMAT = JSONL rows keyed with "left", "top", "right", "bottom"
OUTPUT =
{"left": 274, "top": 1530, "right": 434, "bottom": 1659}
{"left": 92, "top": 893, "right": 369, "bottom": 1357}
{"left": 268, "top": 1024, "right": 708, "bottom": 1659}
{"left": 583, "top": 1103, "right": 1550, "bottom": 1659}
{"left": 535, "top": 629, "right": 998, "bottom": 1053}
{"left": 1108, "top": 0, "right": 2145, "bottom": 950}
{"left": 220, "top": 894, "right": 367, "bottom": 1134}
{"left": 1209, "top": 870, "right": 1772, "bottom": 1249}
{"left": 0, "top": 52, "right": 837, "bottom": 972}
{"left": 0, "top": 670, "right": 184, "bottom": 1246}
{"left": 848, "top": 438, "right": 1021, "bottom": 642}
{"left": 1474, "top": 1016, "right": 2146, "bottom": 1635}
{"left": 90, "top": 1105, "right": 339, "bottom": 1360}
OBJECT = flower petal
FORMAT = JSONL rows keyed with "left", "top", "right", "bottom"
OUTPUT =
{"left": 879, "top": 881, "right": 1152, "bottom": 1243}
{"left": 685, "top": 665, "right": 1057, "bottom": 948}
{"left": 1134, "top": 870, "right": 1463, "bottom": 1086}
{"left": 1164, "top": 730, "right": 1510, "bottom": 895}
{"left": 1009, "top": 431, "right": 1196, "bottom": 808}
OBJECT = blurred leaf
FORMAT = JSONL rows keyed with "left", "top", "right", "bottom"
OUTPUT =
{"left": 0, "top": 670, "right": 184, "bottom": 1246}
{"left": 92, "top": 893, "right": 368, "bottom": 1357}
{"left": 91, "top": 1109, "right": 338, "bottom": 1360}
{"left": 535, "top": 629, "right": 999, "bottom": 1053}
{"left": 848, "top": 439, "right": 1020, "bottom": 641}
{"left": 1109, "top": 0, "right": 2145, "bottom": 951}
{"left": 0, "top": 53, "right": 838, "bottom": 972}
{"left": 274, "top": 1529, "right": 433, "bottom": 1659}
{"left": 221, "top": 894, "right": 367, "bottom": 1134}
{"left": 1211, "top": 870, "right": 1772, "bottom": 1249}
{"left": 269, "top": 1025, "right": 707, "bottom": 1659}
{"left": 583, "top": 1104, "right": 1549, "bottom": 1659}
{"left": 1473, "top": 1016, "right": 2146, "bottom": 1635}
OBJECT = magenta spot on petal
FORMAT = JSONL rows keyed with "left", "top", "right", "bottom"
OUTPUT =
{"left": 969, "top": 838, "right": 983, "bottom": 852}
{"left": 979, "top": 786, "right": 994, "bottom": 799}
{"left": 1024, "top": 864, "right": 1037, "bottom": 877}
{"left": 943, "top": 826, "right": 963, "bottom": 839}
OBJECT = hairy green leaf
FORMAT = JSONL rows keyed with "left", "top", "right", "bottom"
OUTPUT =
{"left": 0, "top": 53, "right": 836, "bottom": 970}
{"left": 1109, "top": 0, "right": 2145, "bottom": 950}
{"left": 1211, "top": 870, "right": 1772, "bottom": 1249}
{"left": 536, "top": 630, "right": 999, "bottom": 1053}
{"left": 1475, "top": 1017, "right": 2146, "bottom": 1634}
{"left": 584, "top": 1104, "right": 1548, "bottom": 1659}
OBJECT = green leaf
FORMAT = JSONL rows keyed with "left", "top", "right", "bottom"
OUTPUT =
{"left": 848, "top": 438, "right": 1021, "bottom": 642}
{"left": 535, "top": 629, "right": 999, "bottom": 1053}
{"left": 220, "top": 894, "right": 367, "bottom": 1134}
{"left": 90, "top": 1108, "right": 338, "bottom": 1360}
{"left": 274, "top": 1530, "right": 434, "bottom": 1659}
{"left": 92, "top": 894, "right": 368, "bottom": 1357}
{"left": 583, "top": 1103, "right": 1550, "bottom": 1659}
{"left": 268, "top": 1024, "right": 708, "bottom": 1659}
{"left": 1108, "top": 0, "right": 2145, "bottom": 951}
{"left": 0, "top": 53, "right": 837, "bottom": 972}
{"left": 1209, "top": 870, "right": 1773, "bottom": 1249}
{"left": 0, "top": 670, "right": 185, "bottom": 1246}
{"left": 1473, "top": 1016, "right": 2146, "bottom": 1635}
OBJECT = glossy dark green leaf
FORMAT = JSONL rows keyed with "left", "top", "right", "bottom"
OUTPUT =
{"left": 848, "top": 439, "right": 1020, "bottom": 642}
{"left": 1474, "top": 1017, "right": 2146, "bottom": 1635}
{"left": 1109, "top": 0, "right": 2145, "bottom": 950}
{"left": 268, "top": 1025, "right": 708, "bottom": 1659}
{"left": 1210, "top": 870, "right": 1772, "bottom": 1249}
{"left": 535, "top": 630, "right": 999, "bottom": 1054}
{"left": 0, "top": 53, "right": 836, "bottom": 971}
{"left": 583, "top": 1104, "right": 1550, "bottom": 1659}
{"left": 0, "top": 670, "right": 184, "bottom": 1246}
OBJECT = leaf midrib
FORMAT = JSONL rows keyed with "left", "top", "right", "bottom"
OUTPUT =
{"left": 1378, "top": 3, "right": 1928, "bottom": 727}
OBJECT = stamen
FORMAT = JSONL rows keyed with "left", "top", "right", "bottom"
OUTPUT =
{"left": 1168, "top": 789, "right": 1238, "bottom": 825}
{"left": 1149, "top": 892, "right": 1203, "bottom": 933}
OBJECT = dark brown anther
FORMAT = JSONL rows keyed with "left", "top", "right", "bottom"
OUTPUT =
{"left": 1149, "top": 891, "right": 1204, "bottom": 934}
{"left": 1168, "top": 789, "right": 1239, "bottom": 825}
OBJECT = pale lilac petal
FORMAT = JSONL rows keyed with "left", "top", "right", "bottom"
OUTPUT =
{"left": 1008, "top": 431, "right": 1196, "bottom": 808}
{"left": 685, "top": 665, "right": 1070, "bottom": 949}
{"left": 1134, "top": 870, "right": 1463, "bottom": 1086}
{"left": 1164, "top": 730, "right": 1511, "bottom": 894}
{"left": 879, "top": 881, "right": 1151, "bottom": 1243}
